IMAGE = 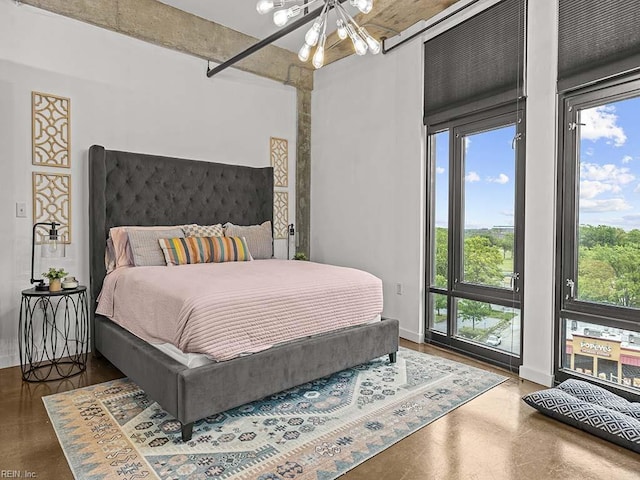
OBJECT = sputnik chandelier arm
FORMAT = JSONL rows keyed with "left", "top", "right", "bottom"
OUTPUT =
{"left": 256, "top": 0, "right": 380, "bottom": 69}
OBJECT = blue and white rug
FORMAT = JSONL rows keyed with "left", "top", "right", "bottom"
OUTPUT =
{"left": 44, "top": 348, "right": 506, "bottom": 479}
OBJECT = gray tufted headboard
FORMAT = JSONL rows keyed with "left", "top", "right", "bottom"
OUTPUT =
{"left": 88, "top": 145, "right": 274, "bottom": 310}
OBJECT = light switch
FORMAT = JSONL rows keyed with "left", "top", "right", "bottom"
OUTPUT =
{"left": 16, "top": 202, "right": 27, "bottom": 218}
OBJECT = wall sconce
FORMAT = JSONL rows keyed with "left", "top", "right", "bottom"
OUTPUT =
{"left": 31, "top": 222, "right": 65, "bottom": 290}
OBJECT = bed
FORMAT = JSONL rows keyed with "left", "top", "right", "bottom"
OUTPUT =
{"left": 88, "top": 145, "right": 399, "bottom": 442}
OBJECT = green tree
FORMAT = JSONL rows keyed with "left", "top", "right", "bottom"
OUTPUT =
{"left": 434, "top": 294, "right": 447, "bottom": 316}
{"left": 458, "top": 299, "right": 493, "bottom": 330}
{"left": 578, "top": 244, "right": 640, "bottom": 308}
{"left": 579, "top": 224, "right": 626, "bottom": 248}
{"left": 578, "top": 252, "right": 617, "bottom": 304}
{"left": 463, "top": 235, "right": 503, "bottom": 286}
{"left": 499, "top": 232, "right": 514, "bottom": 260}
{"left": 434, "top": 228, "right": 448, "bottom": 288}
{"left": 626, "top": 229, "right": 640, "bottom": 246}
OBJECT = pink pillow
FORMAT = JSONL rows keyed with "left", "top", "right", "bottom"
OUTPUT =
{"left": 109, "top": 227, "right": 134, "bottom": 270}
{"left": 107, "top": 225, "right": 196, "bottom": 272}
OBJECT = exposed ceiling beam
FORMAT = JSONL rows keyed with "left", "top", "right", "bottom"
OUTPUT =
{"left": 19, "top": 0, "right": 314, "bottom": 90}
{"left": 325, "top": 0, "right": 459, "bottom": 65}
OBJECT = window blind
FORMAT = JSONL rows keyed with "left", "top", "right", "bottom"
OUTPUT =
{"left": 558, "top": 0, "right": 640, "bottom": 93}
{"left": 423, "top": 0, "right": 526, "bottom": 126}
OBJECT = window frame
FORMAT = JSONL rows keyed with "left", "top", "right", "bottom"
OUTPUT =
{"left": 425, "top": 102, "right": 526, "bottom": 369}
{"left": 555, "top": 72, "right": 640, "bottom": 395}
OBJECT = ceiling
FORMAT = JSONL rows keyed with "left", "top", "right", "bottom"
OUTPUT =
{"left": 157, "top": 0, "right": 348, "bottom": 52}
{"left": 158, "top": 0, "right": 461, "bottom": 61}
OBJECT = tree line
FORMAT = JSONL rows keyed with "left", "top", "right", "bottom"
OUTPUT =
{"left": 433, "top": 224, "right": 640, "bottom": 311}
{"left": 578, "top": 225, "right": 640, "bottom": 308}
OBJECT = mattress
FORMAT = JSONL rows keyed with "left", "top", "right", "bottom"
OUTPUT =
{"left": 97, "top": 259, "right": 384, "bottom": 361}
{"left": 153, "top": 314, "right": 383, "bottom": 368}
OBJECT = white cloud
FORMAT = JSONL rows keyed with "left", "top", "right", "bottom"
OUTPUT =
{"left": 500, "top": 210, "right": 514, "bottom": 217}
{"left": 585, "top": 147, "right": 595, "bottom": 157}
{"left": 487, "top": 173, "right": 509, "bottom": 184}
{"left": 581, "top": 106, "right": 627, "bottom": 147}
{"left": 635, "top": 184, "right": 640, "bottom": 194}
{"left": 580, "top": 180, "right": 617, "bottom": 199}
{"left": 436, "top": 167, "right": 445, "bottom": 174}
{"left": 465, "top": 171, "right": 480, "bottom": 182}
{"left": 622, "top": 155, "right": 633, "bottom": 164}
{"left": 580, "top": 198, "right": 632, "bottom": 213}
{"left": 580, "top": 162, "right": 635, "bottom": 185}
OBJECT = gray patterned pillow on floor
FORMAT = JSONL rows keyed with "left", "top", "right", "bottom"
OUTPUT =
{"left": 556, "top": 379, "right": 640, "bottom": 419}
{"left": 522, "top": 381, "right": 640, "bottom": 453}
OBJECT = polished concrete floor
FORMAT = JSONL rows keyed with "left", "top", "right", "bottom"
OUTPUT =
{"left": 1, "top": 340, "right": 638, "bottom": 479}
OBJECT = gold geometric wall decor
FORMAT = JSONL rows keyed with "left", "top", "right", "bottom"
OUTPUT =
{"left": 33, "top": 172, "right": 71, "bottom": 244}
{"left": 32, "top": 91, "right": 71, "bottom": 168}
{"left": 273, "top": 191, "right": 289, "bottom": 240}
{"left": 270, "top": 137, "right": 288, "bottom": 187}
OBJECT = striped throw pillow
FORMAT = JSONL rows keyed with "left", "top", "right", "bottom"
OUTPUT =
{"left": 158, "top": 236, "right": 252, "bottom": 266}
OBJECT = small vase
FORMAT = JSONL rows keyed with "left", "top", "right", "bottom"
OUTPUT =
{"left": 49, "top": 278, "right": 62, "bottom": 292}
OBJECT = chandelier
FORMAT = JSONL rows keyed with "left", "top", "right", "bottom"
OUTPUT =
{"left": 256, "top": 0, "right": 381, "bottom": 69}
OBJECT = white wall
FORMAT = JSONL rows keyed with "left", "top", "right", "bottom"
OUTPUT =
{"left": 311, "top": 0, "right": 558, "bottom": 386}
{"left": 311, "top": 44, "right": 426, "bottom": 343}
{"left": 0, "top": 2, "right": 297, "bottom": 368}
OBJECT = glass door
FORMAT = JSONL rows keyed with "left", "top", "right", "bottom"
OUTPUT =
{"left": 427, "top": 106, "right": 525, "bottom": 368}
{"left": 558, "top": 79, "right": 640, "bottom": 394}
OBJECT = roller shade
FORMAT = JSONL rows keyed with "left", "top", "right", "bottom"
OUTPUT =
{"left": 558, "top": 0, "right": 640, "bottom": 93}
{"left": 423, "top": 0, "right": 526, "bottom": 126}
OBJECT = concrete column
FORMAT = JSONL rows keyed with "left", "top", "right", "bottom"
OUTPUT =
{"left": 296, "top": 88, "right": 312, "bottom": 258}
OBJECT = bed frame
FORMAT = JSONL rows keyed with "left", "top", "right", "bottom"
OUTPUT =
{"left": 88, "top": 145, "right": 399, "bottom": 441}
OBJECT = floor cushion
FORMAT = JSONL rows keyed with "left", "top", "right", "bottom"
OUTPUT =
{"left": 522, "top": 379, "right": 640, "bottom": 453}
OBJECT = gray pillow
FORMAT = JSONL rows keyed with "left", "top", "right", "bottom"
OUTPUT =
{"left": 224, "top": 221, "right": 273, "bottom": 260}
{"left": 127, "top": 228, "right": 185, "bottom": 266}
{"left": 522, "top": 380, "right": 640, "bottom": 453}
{"left": 557, "top": 378, "right": 640, "bottom": 419}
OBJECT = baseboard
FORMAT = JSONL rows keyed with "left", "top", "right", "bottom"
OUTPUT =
{"left": 399, "top": 327, "right": 423, "bottom": 344}
{"left": 519, "top": 365, "right": 554, "bottom": 387}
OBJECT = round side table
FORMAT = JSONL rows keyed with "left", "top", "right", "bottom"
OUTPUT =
{"left": 19, "top": 286, "right": 89, "bottom": 382}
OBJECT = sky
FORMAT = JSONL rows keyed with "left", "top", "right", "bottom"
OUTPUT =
{"left": 434, "top": 125, "right": 517, "bottom": 229}
{"left": 433, "top": 95, "right": 640, "bottom": 231}
{"left": 577, "top": 97, "right": 640, "bottom": 231}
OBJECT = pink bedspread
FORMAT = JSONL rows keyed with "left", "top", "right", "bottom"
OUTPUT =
{"left": 96, "top": 260, "right": 383, "bottom": 361}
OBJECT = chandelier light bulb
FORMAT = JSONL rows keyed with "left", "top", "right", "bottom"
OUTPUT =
{"left": 360, "top": 27, "right": 381, "bottom": 54}
{"left": 346, "top": 24, "right": 368, "bottom": 55}
{"left": 353, "top": 35, "right": 368, "bottom": 55}
{"left": 312, "top": 43, "right": 325, "bottom": 69}
{"left": 273, "top": 9, "right": 289, "bottom": 26}
{"left": 305, "top": 20, "right": 323, "bottom": 46}
{"left": 350, "top": 0, "right": 373, "bottom": 14}
{"left": 336, "top": 19, "right": 348, "bottom": 40}
{"left": 298, "top": 43, "right": 311, "bottom": 62}
{"left": 256, "top": 0, "right": 276, "bottom": 15}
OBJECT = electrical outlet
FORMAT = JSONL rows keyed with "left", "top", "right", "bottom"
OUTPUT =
{"left": 16, "top": 202, "right": 27, "bottom": 218}
{"left": 396, "top": 283, "right": 403, "bottom": 295}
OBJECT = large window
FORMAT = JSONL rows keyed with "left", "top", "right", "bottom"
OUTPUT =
{"left": 557, "top": 76, "right": 640, "bottom": 395}
{"left": 427, "top": 106, "right": 525, "bottom": 368}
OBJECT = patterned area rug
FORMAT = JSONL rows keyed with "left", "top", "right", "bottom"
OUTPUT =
{"left": 44, "top": 349, "right": 506, "bottom": 480}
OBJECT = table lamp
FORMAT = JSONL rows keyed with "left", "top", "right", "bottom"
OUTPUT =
{"left": 30, "top": 221, "right": 66, "bottom": 291}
